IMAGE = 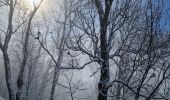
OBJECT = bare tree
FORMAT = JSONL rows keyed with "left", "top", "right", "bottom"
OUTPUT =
{"left": 0, "top": 0, "right": 20, "bottom": 99}
{"left": 0, "top": 0, "right": 170, "bottom": 100}
{"left": 16, "top": 1, "right": 44, "bottom": 100}
{"left": 108, "top": 0, "right": 170, "bottom": 100}
{"left": 34, "top": 0, "right": 78, "bottom": 100}
{"left": 62, "top": 71, "right": 87, "bottom": 100}
{"left": 66, "top": 0, "right": 128, "bottom": 100}
{"left": 66, "top": 0, "right": 170, "bottom": 100}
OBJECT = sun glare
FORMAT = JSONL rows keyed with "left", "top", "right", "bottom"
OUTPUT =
{"left": 28, "top": 0, "right": 41, "bottom": 5}
{"left": 25, "top": 0, "right": 41, "bottom": 9}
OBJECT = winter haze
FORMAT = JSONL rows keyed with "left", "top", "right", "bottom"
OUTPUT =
{"left": 0, "top": 0, "right": 170, "bottom": 100}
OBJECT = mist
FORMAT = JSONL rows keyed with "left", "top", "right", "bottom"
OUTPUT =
{"left": 0, "top": 0, "right": 170, "bottom": 100}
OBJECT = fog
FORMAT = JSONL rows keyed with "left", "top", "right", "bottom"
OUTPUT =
{"left": 0, "top": 0, "right": 170, "bottom": 100}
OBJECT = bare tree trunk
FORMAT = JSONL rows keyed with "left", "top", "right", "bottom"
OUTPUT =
{"left": 2, "top": 51, "right": 15, "bottom": 100}
{"left": 116, "top": 69, "right": 122, "bottom": 100}
{"left": 25, "top": 66, "right": 31, "bottom": 100}
{"left": 49, "top": 37, "right": 65, "bottom": 100}
{"left": 16, "top": 11, "right": 34, "bottom": 100}
{"left": 0, "top": 0, "right": 15, "bottom": 99}
{"left": 49, "top": 17, "right": 67, "bottom": 100}
{"left": 49, "top": 67, "right": 60, "bottom": 100}
{"left": 98, "top": 22, "right": 110, "bottom": 100}
{"left": 16, "top": 2, "right": 43, "bottom": 100}
{"left": 37, "top": 65, "right": 51, "bottom": 100}
{"left": 98, "top": 21, "right": 110, "bottom": 100}
{"left": 94, "top": 0, "right": 113, "bottom": 100}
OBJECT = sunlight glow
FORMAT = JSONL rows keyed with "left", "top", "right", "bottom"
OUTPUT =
{"left": 28, "top": 0, "right": 41, "bottom": 6}
{"left": 24, "top": 0, "right": 41, "bottom": 10}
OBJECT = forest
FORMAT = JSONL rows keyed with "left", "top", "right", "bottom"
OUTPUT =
{"left": 0, "top": 0, "right": 170, "bottom": 100}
